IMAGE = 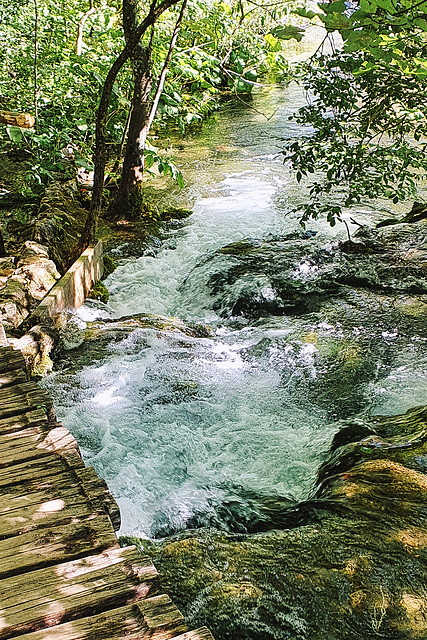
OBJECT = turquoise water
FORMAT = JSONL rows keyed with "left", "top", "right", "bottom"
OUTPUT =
{"left": 44, "top": 84, "right": 427, "bottom": 537}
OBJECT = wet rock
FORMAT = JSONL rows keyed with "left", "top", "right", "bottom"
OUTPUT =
{"left": 0, "top": 257, "right": 15, "bottom": 277}
{"left": 135, "top": 405, "right": 427, "bottom": 640}
{"left": 0, "top": 242, "right": 60, "bottom": 329}
{"left": 59, "top": 314, "right": 87, "bottom": 351}
{"left": 84, "top": 313, "right": 214, "bottom": 344}
{"left": 17, "top": 240, "right": 50, "bottom": 264}
{"left": 10, "top": 325, "right": 56, "bottom": 376}
{"left": 181, "top": 221, "right": 427, "bottom": 321}
{"left": 0, "top": 279, "right": 30, "bottom": 327}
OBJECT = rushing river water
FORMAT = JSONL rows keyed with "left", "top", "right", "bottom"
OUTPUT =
{"left": 44, "top": 83, "right": 427, "bottom": 538}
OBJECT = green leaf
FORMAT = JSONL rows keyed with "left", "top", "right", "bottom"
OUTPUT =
{"left": 6, "top": 126, "right": 23, "bottom": 143}
{"left": 293, "top": 7, "right": 321, "bottom": 19}
{"left": 319, "top": 12, "right": 350, "bottom": 31}
{"left": 270, "top": 25, "right": 305, "bottom": 42}
{"left": 319, "top": 0, "right": 346, "bottom": 14}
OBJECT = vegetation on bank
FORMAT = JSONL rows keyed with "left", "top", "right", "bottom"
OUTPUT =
{"left": 285, "top": 0, "right": 427, "bottom": 226}
{"left": 0, "top": 0, "right": 426, "bottom": 258}
{"left": 0, "top": 0, "right": 298, "bottom": 250}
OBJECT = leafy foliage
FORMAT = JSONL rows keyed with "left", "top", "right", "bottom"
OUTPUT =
{"left": 285, "top": 0, "right": 427, "bottom": 225}
{"left": 0, "top": 0, "right": 299, "bottom": 195}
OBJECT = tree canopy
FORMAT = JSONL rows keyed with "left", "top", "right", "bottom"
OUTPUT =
{"left": 285, "top": 0, "right": 427, "bottom": 226}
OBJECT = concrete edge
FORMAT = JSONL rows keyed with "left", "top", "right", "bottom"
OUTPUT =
{"left": 27, "top": 241, "right": 104, "bottom": 327}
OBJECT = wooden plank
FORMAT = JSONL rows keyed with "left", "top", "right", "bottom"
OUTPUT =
{"left": 0, "top": 452, "right": 84, "bottom": 491}
{"left": 37, "top": 424, "right": 82, "bottom": 467}
{"left": 76, "top": 467, "right": 121, "bottom": 531}
{"left": 0, "top": 547, "right": 159, "bottom": 639}
{"left": 0, "top": 480, "right": 104, "bottom": 540}
{"left": 0, "top": 381, "right": 52, "bottom": 420}
{"left": 0, "top": 367, "right": 27, "bottom": 388}
{"left": 0, "top": 465, "right": 119, "bottom": 538}
{"left": 0, "top": 347, "right": 26, "bottom": 374}
{"left": 136, "top": 595, "right": 187, "bottom": 638}
{"left": 10, "top": 603, "right": 145, "bottom": 640}
{"left": 0, "top": 408, "right": 48, "bottom": 436}
{"left": 0, "top": 425, "right": 80, "bottom": 469}
{"left": 0, "top": 515, "right": 118, "bottom": 579}
{"left": 0, "top": 469, "right": 89, "bottom": 502}
{"left": 10, "top": 595, "right": 189, "bottom": 640}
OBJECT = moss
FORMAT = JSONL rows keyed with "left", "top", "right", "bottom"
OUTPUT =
{"left": 218, "top": 239, "right": 261, "bottom": 256}
{"left": 102, "top": 254, "right": 116, "bottom": 279}
{"left": 89, "top": 280, "right": 109, "bottom": 303}
{"left": 160, "top": 207, "right": 193, "bottom": 221}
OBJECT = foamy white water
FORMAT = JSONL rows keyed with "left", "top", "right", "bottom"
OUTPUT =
{"left": 44, "top": 84, "right": 427, "bottom": 537}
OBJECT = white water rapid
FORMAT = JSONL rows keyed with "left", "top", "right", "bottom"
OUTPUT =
{"left": 44, "top": 84, "right": 427, "bottom": 538}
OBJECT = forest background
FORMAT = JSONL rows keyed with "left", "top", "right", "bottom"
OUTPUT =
{"left": 0, "top": 0, "right": 426, "bottom": 255}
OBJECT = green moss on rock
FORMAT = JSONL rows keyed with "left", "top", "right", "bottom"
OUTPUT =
{"left": 89, "top": 280, "right": 109, "bottom": 303}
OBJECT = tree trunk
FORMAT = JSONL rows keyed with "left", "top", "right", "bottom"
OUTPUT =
{"left": 110, "top": 0, "right": 188, "bottom": 219}
{"left": 111, "top": 44, "right": 152, "bottom": 218}
{"left": 77, "top": 0, "right": 182, "bottom": 257}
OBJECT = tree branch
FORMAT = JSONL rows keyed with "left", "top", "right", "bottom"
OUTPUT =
{"left": 146, "top": 0, "right": 188, "bottom": 135}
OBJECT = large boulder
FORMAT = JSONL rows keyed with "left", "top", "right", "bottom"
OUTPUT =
{"left": 0, "top": 241, "right": 60, "bottom": 328}
{"left": 179, "top": 222, "right": 427, "bottom": 320}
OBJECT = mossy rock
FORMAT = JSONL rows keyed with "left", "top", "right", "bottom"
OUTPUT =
{"left": 102, "top": 254, "right": 117, "bottom": 279}
{"left": 89, "top": 280, "right": 109, "bottom": 303}
{"left": 126, "top": 405, "right": 427, "bottom": 640}
{"left": 160, "top": 207, "right": 193, "bottom": 221}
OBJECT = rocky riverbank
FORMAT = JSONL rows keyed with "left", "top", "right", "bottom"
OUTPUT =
{"left": 124, "top": 404, "right": 427, "bottom": 640}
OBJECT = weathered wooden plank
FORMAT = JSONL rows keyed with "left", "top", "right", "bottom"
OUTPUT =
{"left": 0, "top": 425, "right": 80, "bottom": 470}
{"left": 37, "top": 424, "right": 82, "bottom": 466}
{"left": 0, "top": 408, "right": 48, "bottom": 436}
{"left": 0, "top": 381, "right": 52, "bottom": 419}
{"left": 0, "top": 481, "right": 104, "bottom": 540}
{"left": 0, "top": 547, "right": 159, "bottom": 639}
{"left": 0, "top": 367, "right": 28, "bottom": 389}
{"left": 0, "top": 515, "right": 118, "bottom": 579}
{"left": 76, "top": 467, "right": 121, "bottom": 531}
{"left": 9, "top": 595, "right": 190, "bottom": 640}
{"left": 135, "top": 594, "right": 187, "bottom": 638}
{"left": 0, "top": 451, "right": 84, "bottom": 492}
{"left": 10, "top": 603, "right": 144, "bottom": 640}
{"left": 0, "top": 464, "right": 120, "bottom": 538}
{"left": 0, "top": 469, "right": 88, "bottom": 502}
{"left": 0, "top": 347, "right": 26, "bottom": 374}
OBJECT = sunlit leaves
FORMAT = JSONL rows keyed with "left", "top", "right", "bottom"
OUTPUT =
{"left": 270, "top": 25, "right": 305, "bottom": 42}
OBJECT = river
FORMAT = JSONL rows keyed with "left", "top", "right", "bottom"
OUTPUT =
{"left": 43, "top": 82, "right": 427, "bottom": 539}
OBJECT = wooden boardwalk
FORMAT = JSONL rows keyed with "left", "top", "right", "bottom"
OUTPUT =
{"left": 0, "top": 345, "right": 214, "bottom": 640}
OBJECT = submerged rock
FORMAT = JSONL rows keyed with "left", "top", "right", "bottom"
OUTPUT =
{"left": 131, "top": 405, "right": 427, "bottom": 640}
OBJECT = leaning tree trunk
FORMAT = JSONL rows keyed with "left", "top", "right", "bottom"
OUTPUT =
{"left": 75, "top": 0, "right": 182, "bottom": 257}
{"left": 110, "top": 44, "right": 152, "bottom": 218}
